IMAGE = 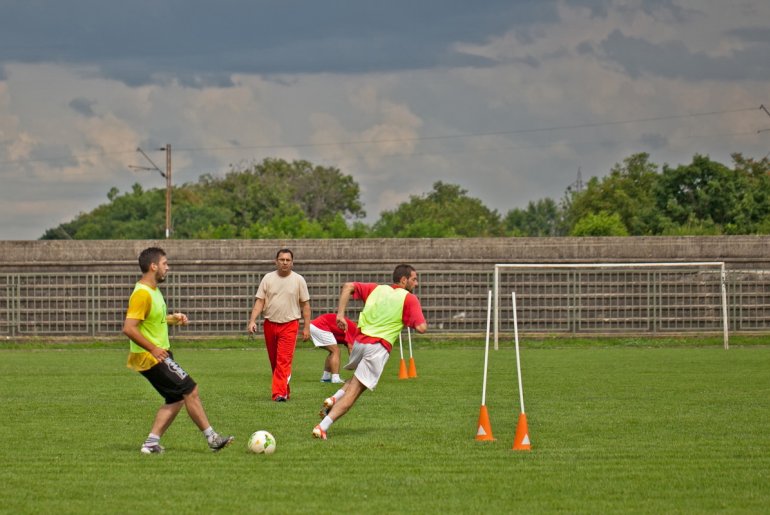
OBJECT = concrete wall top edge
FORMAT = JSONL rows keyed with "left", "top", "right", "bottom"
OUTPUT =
{"left": 2, "top": 236, "right": 769, "bottom": 268}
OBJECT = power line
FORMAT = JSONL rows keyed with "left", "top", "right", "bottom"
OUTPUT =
{"left": 169, "top": 128, "right": 765, "bottom": 182}
{"left": 0, "top": 148, "right": 137, "bottom": 166}
{"left": 0, "top": 105, "right": 763, "bottom": 167}
{"left": 174, "top": 106, "right": 760, "bottom": 153}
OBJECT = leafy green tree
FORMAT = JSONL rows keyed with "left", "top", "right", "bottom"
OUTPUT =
{"left": 570, "top": 212, "right": 629, "bottom": 236}
{"left": 657, "top": 154, "right": 732, "bottom": 228}
{"left": 41, "top": 158, "right": 368, "bottom": 239}
{"left": 720, "top": 153, "right": 770, "bottom": 233}
{"left": 372, "top": 181, "right": 504, "bottom": 237}
{"left": 192, "top": 159, "right": 365, "bottom": 227}
{"left": 42, "top": 184, "right": 166, "bottom": 239}
{"left": 566, "top": 153, "right": 665, "bottom": 235}
{"left": 659, "top": 218, "right": 721, "bottom": 236}
{"left": 504, "top": 198, "right": 564, "bottom": 236}
{"left": 656, "top": 153, "right": 770, "bottom": 234}
{"left": 40, "top": 152, "right": 770, "bottom": 240}
{"left": 293, "top": 163, "right": 365, "bottom": 221}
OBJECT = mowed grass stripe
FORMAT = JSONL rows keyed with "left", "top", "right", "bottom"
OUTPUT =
{"left": 0, "top": 345, "right": 768, "bottom": 514}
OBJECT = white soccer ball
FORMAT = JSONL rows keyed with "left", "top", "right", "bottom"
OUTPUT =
{"left": 248, "top": 430, "right": 276, "bottom": 454}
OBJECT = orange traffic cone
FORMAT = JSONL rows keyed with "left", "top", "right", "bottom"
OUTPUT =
{"left": 407, "top": 357, "right": 418, "bottom": 378}
{"left": 512, "top": 412, "right": 531, "bottom": 451}
{"left": 398, "top": 358, "right": 409, "bottom": 379}
{"left": 475, "top": 405, "right": 495, "bottom": 441}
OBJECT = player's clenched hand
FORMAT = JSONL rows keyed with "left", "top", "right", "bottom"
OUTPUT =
{"left": 170, "top": 313, "right": 188, "bottom": 325}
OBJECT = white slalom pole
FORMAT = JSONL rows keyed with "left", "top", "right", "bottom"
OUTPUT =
{"left": 475, "top": 290, "right": 495, "bottom": 440}
{"left": 407, "top": 327, "right": 413, "bottom": 358}
{"left": 406, "top": 326, "right": 418, "bottom": 378}
{"left": 511, "top": 291, "right": 531, "bottom": 450}
{"left": 481, "top": 290, "right": 492, "bottom": 406}
{"left": 512, "top": 292, "right": 525, "bottom": 413}
{"left": 397, "top": 331, "right": 408, "bottom": 379}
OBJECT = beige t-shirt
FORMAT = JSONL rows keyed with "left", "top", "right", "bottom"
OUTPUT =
{"left": 255, "top": 271, "right": 310, "bottom": 323}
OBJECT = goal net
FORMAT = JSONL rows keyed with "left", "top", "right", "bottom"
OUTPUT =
{"left": 493, "top": 262, "right": 728, "bottom": 349}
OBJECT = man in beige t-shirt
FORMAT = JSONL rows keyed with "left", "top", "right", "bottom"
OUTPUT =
{"left": 248, "top": 249, "right": 311, "bottom": 401}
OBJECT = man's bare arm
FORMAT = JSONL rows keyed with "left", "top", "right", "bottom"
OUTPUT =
{"left": 336, "top": 282, "right": 356, "bottom": 331}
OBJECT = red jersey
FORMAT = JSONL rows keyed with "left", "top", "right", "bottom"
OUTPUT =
{"left": 310, "top": 313, "right": 358, "bottom": 347}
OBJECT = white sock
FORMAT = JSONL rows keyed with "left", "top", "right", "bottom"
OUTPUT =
{"left": 333, "top": 389, "right": 346, "bottom": 402}
{"left": 203, "top": 427, "right": 216, "bottom": 440}
{"left": 319, "top": 416, "right": 334, "bottom": 431}
{"left": 321, "top": 371, "right": 331, "bottom": 380}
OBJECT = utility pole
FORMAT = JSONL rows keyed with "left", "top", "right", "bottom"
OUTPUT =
{"left": 760, "top": 105, "right": 770, "bottom": 161}
{"left": 163, "top": 144, "right": 172, "bottom": 239}
{"left": 130, "top": 144, "right": 172, "bottom": 238}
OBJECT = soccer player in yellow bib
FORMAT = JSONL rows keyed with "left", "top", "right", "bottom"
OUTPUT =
{"left": 313, "top": 264, "right": 427, "bottom": 440}
{"left": 123, "top": 247, "right": 234, "bottom": 454}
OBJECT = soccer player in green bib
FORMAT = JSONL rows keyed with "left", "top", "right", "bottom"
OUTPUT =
{"left": 313, "top": 264, "right": 427, "bottom": 440}
{"left": 123, "top": 247, "right": 234, "bottom": 454}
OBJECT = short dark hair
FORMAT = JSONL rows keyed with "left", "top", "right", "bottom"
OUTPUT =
{"left": 392, "top": 264, "right": 415, "bottom": 284}
{"left": 276, "top": 248, "right": 294, "bottom": 260}
{"left": 138, "top": 247, "right": 166, "bottom": 273}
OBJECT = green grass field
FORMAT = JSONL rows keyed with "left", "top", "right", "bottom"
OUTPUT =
{"left": 1, "top": 340, "right": 768, "bottom": 514}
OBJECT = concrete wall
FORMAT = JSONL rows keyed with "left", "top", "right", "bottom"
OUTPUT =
{"left": 3, "top": 237, "right": 769, "bottom": 338}
{"left": 2, "top": 236, "right": 769, "bottom": 272}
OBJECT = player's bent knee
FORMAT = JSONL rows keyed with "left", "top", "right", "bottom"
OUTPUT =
{"left": 183, "top": 385, "right": 200, "bottom": 399}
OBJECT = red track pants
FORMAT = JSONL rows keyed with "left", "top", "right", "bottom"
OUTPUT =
{"left": 263, "top": 319, "right": 298, "bottom": 400}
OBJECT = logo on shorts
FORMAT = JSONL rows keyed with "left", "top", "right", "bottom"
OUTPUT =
{"left": 164, "top": 357, "right": 188, "bottom": 379}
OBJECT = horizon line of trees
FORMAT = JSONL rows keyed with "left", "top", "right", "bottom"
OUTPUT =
{"left": 41, "top": 152, "right": 770, "bottom": 240}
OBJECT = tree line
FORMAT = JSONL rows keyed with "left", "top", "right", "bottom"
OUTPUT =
{"left": 41, "top": 152, "right": 770, "bottom": 239}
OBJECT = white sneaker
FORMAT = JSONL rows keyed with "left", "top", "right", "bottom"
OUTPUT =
{"left": 331, "top": 377, "right": 345, "bottom": 384}
{"left": 140, "top": 443, "right": 165, "bottom": 454}
{"left": 208, "top": 434, "right": 235, "bottom": 452}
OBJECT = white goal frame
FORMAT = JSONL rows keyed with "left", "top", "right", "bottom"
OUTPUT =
{"left": 493, "top": 262, "right": 729, "bottom": 350}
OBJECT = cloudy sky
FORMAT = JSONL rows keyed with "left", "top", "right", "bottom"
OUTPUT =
{"left": 1, "top": 0, "right": 769, "bottom": 239}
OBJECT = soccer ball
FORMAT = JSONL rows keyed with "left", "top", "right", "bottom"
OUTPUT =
{"left": 248, "top": 430, "right": 276, "bottom": 454}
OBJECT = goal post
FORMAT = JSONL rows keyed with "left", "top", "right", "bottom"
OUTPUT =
{"left": 494, "top": 262, "right": 729, "bottom": 350}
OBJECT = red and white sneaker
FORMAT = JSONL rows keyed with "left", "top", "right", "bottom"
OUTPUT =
{"left": 312, "top": 425, "right": 328, "bottom": 440}
{"left": 319, "top": 396, "right": 335, "bottom": 418}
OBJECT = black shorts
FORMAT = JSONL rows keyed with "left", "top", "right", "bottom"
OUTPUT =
{"left": 140, "top": 351, "right": 197, "bottom": 404}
